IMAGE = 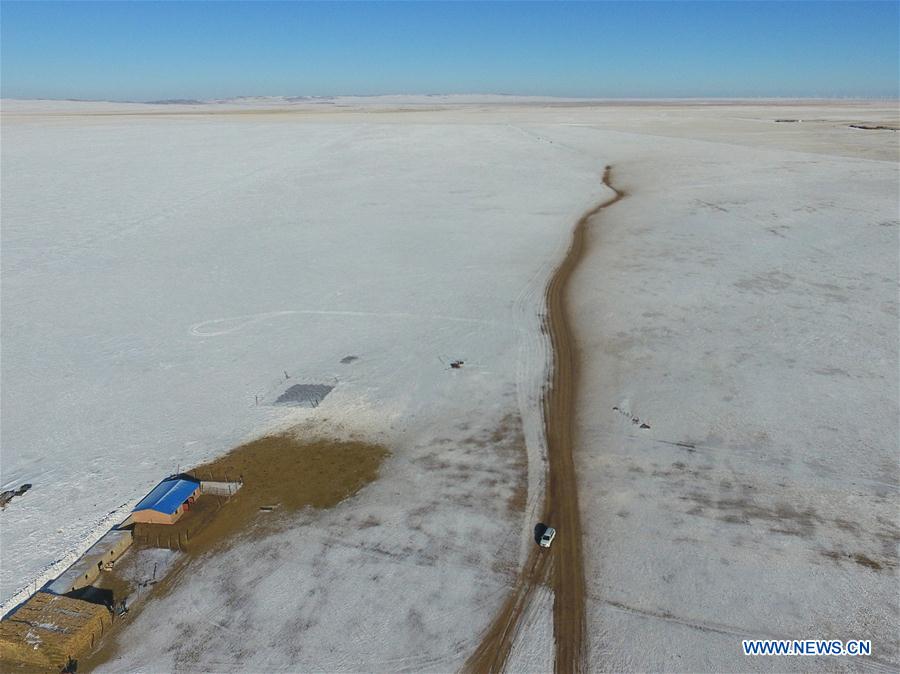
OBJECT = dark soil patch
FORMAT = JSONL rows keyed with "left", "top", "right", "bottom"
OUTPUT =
{"left": 180, "top": 434, "right": 389, "bottom": 556}
{"left": 852, "top": 553, "right": 883, "bottom": 570}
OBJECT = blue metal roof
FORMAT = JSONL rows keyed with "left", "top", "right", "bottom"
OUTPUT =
{"left": 133, "top": 477, "right": 200, "bottom": 515}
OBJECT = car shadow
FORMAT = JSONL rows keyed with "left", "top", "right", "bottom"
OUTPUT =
{"left": 534, "top": 522, "right": 548, "bottom": 544}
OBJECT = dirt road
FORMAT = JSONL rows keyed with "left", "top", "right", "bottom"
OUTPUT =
{"left": 466, "top": 167, "right": 625, "bottom": 674}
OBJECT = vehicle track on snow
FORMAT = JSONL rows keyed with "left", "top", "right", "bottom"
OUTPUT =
{"left": 465, "top": 166, "right": 625, "bottom": 674}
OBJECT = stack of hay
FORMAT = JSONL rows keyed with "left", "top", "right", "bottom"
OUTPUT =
{"left": 0, "top": 592, "right": 111, "bottom": 669}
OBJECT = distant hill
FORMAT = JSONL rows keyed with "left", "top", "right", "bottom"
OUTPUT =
{"left": 145, "top": 98, "right": 205, "bottom": 105}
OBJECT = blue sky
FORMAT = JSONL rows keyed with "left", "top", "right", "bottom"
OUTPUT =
{"left": 2, "top": 1, "right": 897, "bottom": 100}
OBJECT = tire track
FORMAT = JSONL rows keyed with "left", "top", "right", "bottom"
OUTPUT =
{"left": 465, "top": 167, "right": 625, "bottom": 674}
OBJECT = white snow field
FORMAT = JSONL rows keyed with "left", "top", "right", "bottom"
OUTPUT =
{"left": 1, "top": 101, "right": 608, "bottom": 670}
{"left": 537, "top": 119, "right": 899, "bottom": 672}
{"left": 2, "top": 98, "right": 897, "bottom": 672}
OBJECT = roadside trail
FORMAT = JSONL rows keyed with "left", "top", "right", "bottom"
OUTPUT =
{"left": 465, "top": 167, "right": 625, "bottom": 674}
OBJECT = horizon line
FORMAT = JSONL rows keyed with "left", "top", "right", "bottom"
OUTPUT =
{"left": 4, "top": 94, "right": 900, "bottom": 105}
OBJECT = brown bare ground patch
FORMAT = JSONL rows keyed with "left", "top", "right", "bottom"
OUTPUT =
{"left": 175, "top": 434, "right": 389, "bottom": 557}
{"left": 852, "top": 553, "right": 883, "bottom": 570}
{"left": 503, "top": 423, "right": 528, "bottom": 516}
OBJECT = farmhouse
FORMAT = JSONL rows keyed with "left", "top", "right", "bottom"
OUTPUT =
{"left": 45, "top": 529, "right": 133, "bottom": 596}
{"left": 0, "top": 592, "right": 111, "bottom": 670}
{"left": 129, "top": 476, "right": 201, "bottom": 525}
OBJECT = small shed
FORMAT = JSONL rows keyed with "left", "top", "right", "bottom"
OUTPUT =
{"left": 0, "top": 592, "right": 111, "bottom": 670}
{"left": 130, "top": 476, "right": 201, "bottom": 525}
{"left": 46, "top": 529, "right": 133, "bottom": 596}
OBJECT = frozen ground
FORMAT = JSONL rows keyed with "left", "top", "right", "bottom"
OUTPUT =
{"left": 2, "top": 99, "right": 897, "bottom": 671}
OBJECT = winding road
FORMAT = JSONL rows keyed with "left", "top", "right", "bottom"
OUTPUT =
{"left": 465, "top": 167, "right": 625, "bottom": 674}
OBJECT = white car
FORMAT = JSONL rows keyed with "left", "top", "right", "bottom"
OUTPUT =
{"left": 539, "top": 527, "right": 556, "bottom": 548}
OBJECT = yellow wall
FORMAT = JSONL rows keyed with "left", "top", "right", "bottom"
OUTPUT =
{"left": 131, "top": 486, "right": 200, "bottom": 525}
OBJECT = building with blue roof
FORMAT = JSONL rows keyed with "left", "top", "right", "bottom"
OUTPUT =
{"left": 130, "top": 476, "right": 201, "bottom": 525}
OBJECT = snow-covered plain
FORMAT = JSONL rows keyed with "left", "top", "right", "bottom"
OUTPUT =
{"left": 2, "top": 98, "right": 897, "bottom": 672}
{"left": 532, "top": 110, "right": 899, "bottom": 672}
{"left": 1, "top": 101, "right": 607, "bottom": 669}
